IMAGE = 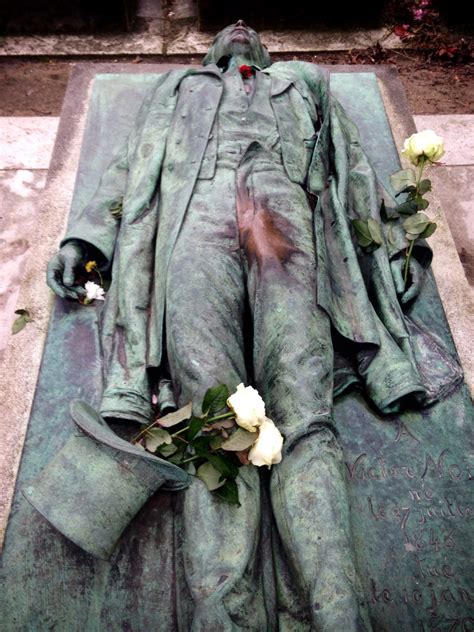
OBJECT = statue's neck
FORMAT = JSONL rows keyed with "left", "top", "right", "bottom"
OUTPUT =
{"left": 226, "top": 55, "right": 258, "bottom": 70}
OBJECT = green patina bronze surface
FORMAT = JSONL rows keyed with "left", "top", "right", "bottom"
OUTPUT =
{"left": 1, "top": 45, "right": 473, "bottom": 631}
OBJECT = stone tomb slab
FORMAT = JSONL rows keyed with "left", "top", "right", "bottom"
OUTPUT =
{"left": 1, "top": 64, "right": 473, "bottom": 631}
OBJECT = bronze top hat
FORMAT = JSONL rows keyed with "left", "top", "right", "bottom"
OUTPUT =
{"left": 24, "top": 400, "right": 190, "bottom": 560}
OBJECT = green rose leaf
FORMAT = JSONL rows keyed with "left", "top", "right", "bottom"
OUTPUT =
{"left": 214, "top": 478, "right": 241, "bottom": 506}
{"left": 158, "top": 402, "right": 193, "bottom": 428}
{"left": 192, "top": 435, "right": 213, "bottom": 457}
{"left": 202, "top": 384, "right": 230, "bottom": 416}
{"left": 351, "top": 219, "right": 373, "bottom": 248}
{"left": 210, "top": 435, "right": 225, "bottom": 450}
{"left": 419, "top": 222, "right": 437, "bottom": 239}
{"left": 390, "top": 168, "right": 416, "bottom": 193}
{"left": 403, "top": 212, "right": 431, "bottom": 236}
{"left": 12, "top": 309, "right": 33, "bottom": 335}
{"left": 221, "top": 428, "right": 256, "bottom": 452}
{"left": 415, "top": 196, "right": 430, "bottom": 211}
{"left": 418, "top": 179, "right": 432, "bottom": 195}
{"left": 158, "top": 442, "right": 178, "bottom": 458}
{"left": 197, "top": 462, "right": 226, "bottom": 491}
{"left": 145, "top": 427, "right": 172, "bottom": 452}
{"left": 367, "top": 218, "right": 383, "bottom": 246}
{"left": 168, "top": 444, "right": 186, "bottom": 464}
{"left": 187, "top": 416, "right": 206, "bottom": 441}
{"left": 395, "top": 200, "right": 418, "bottom": 216}
{"left": 208, "top": 453, "right": 240, "bottom": 479}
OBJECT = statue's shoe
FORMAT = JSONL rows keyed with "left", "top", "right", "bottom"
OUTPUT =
{"left": 23, "top": 399, "right": 190, "bottom": 560}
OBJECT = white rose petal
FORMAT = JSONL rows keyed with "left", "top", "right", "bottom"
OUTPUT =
{"left": 84, "top": 281, "right": 105, "bottom": 301}
{"left": 248, "top": 418, "right": 283, "bottom": 468}
{"left": 227, "top": 383, "right": 266, "bottom": 432}
{"left": 401, "top": 130, "right": 445, "bottom": 166}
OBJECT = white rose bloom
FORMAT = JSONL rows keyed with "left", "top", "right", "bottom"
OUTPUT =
{"left": 227, "top": 383, "right": 266, "bottom": 432}
{"left": 85, "top": 281, "right": 105, "bottom": 301}
{"left": 248, "top": 418, "right": 284, "bottom": 468}
{"left": 401, "top": 130, "right": 445, "bottom": 166}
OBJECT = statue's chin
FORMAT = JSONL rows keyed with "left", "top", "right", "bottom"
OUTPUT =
{"left": 224, "top": 40, "right": 254, "bottom": 58}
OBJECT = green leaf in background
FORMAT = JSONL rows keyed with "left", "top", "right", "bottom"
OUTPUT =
{"left": 202, "top": 384, "right": 230, "bottom": 416}
{"left": 390, "top": 168, "right": 416, "bottom": 193}
{"left": 367, "top": 218, "right": 383, "bottom": 245}
{"left": 214, "top": 478, "right": 241, "bottom": 506}
{"left": 145, "top": 427, "right": 172, "bottom": 452}
{"left": 221, "top": 428, "right": 256, "bottom": 452}
{"left": 197, "top": 462, "right": 226, "bottom": 491}
{"left": 351, "top": 219, "right": 373, "bottom": 248}
{"left": 12, "top": 309, "right": 33, "bottom": 335}
{"left": 158, "top": 402, "right": 193, "bottom": 428}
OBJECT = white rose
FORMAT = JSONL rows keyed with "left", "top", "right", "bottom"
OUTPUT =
{"left": 84, "top": 281, "right": 105, "bottom": 301}
{"left": 248, "top": 418, "right": 284, "bottom": 468}
{"left": 401, "top": 130, "right": 445, "bottom": 166}
{"left": 227, "top": 383, "right": 266, "bottom": 432}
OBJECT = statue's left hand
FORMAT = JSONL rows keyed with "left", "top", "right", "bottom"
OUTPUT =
{"left": 47, "top": 241, "right": 87, "bottom": 300}
{"left": 390, "top": 256, "right": 425, "bottom": 304}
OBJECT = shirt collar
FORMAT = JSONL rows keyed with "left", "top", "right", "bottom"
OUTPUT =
{"left": 216, "top": 55, "right": 262, "bottom": 73}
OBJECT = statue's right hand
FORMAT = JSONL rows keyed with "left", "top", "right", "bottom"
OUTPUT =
{"left": 46, "top": 241, "right": 87, "bottom": 299}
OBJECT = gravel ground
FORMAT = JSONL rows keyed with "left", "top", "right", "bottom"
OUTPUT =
{"left": 0, "top": 49, "right": 472, "bottom": 116}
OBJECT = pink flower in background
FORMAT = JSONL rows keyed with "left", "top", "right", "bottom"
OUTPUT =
{"left": 394, "top": 24, "right": 411, "bottom": 39}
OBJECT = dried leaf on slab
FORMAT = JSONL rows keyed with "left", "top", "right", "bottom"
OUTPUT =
{"left": 12, "top": 309, "right": 33, "bottom": 335}
{"left": 157, "top": 402, "right": 193, "bottom": 427}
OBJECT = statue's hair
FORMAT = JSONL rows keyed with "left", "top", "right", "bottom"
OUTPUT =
{"left": 202, "top": 34, "right": 272, "bottom": 68}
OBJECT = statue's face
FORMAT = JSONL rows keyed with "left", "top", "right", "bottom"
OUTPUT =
{"left": 203, "top": 20, "right": 271, "bottom": 67}
{"left": 213, "top": 20, "right": 261, "bottom": 57}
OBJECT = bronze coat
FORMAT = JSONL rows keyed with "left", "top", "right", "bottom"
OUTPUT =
{"left": 64, "top": 62, "right": 461, "bottom": 421}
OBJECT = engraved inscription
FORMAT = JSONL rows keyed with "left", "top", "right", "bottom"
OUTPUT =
{"left": 346, "top": 450, "right": 472, "bottom": 483}
{"left": 346, "top": 444, "right": 473, "bottom": 626}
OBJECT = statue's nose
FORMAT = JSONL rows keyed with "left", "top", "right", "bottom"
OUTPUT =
{"left": 235, "top": 19, "right": 247, "bottom": 28}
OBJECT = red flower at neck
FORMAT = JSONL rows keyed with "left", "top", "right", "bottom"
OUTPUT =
{"left": 239, "top": 65, "right": 254, "bottom": 79}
